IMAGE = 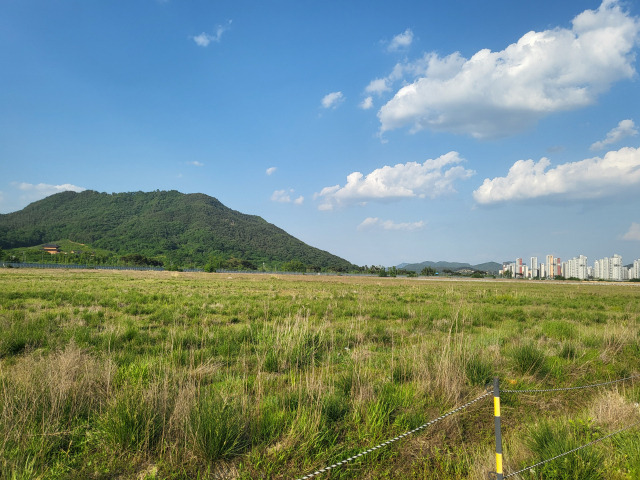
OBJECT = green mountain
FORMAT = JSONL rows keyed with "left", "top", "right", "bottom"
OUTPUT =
{"left": 400, "top": 260, "right": 502, "bottom": 274}
{"left": 0, "top": 190, "right": 355, "bottom": 271}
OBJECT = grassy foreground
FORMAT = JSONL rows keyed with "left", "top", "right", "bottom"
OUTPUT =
{"left": 1, "top": 269, "right": 640, "bottom": 479}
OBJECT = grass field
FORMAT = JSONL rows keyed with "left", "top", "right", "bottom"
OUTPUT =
{"left": 1, "top": 269, "right": 640, "bottom": 479}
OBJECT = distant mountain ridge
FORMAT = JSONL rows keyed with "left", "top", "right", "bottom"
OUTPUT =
{"left": 0, "top": 190, "right": 355, "bottom": 270}
{"left": 399, "top": 260, "right": 502, "bottom": 273}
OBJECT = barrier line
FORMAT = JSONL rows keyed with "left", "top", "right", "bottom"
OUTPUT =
{"left": 504, "top": 421, "right": 640, "bottom": 479}
{"left": 295, "top": 390, "right": 492, "bottom": 480}
{"left": 501, "top": 374, "right": 639, "bottom": 394}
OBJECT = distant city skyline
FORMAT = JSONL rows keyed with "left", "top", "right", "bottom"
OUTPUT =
{"left": 502, "top": 253, "right": 640, "bottom": 280}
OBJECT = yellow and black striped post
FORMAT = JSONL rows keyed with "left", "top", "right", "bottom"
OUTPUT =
{"left": 494, "top": 377, "right": 503, "bottom": 480}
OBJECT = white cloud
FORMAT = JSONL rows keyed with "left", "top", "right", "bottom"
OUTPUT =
{"left": 321, "top": 91, "right": 344, "bottom": 109}
{"left": 271, "top": 189, "right": 291, "bottom": 203}
{"left": 366, "top": 79, "right": 389, "bottom": 96}
{"left": 266, "top": 166, "right": 277, "bottom": 176}
{"left": 358, "top": 217, "right": 425, "bottom": 231}
{"left": 591, "top": 119, "right": 638, "bottom": 150}
{"left": 622, "top": 222, "right": 640, "bottom": 240}
{"left": 193, "top": 33, "right": 214, "bottom": 47}
{"left": 377, "top": 1, "right": 639, "bottom": 138}
{"left": 0, "top": 182, "right": 87, "bottom": 213}
{"left": 17, "top": 182, "right": 86, "bottom": 195}
{"left": 315, "top": 151, "right": 474, "bottom": 210}
{"left": 388, "top": 28, "right": 414, "bottom": 52}
{"left": 271, "top": 189, "right": 303, "bottom": 205}
{"left": 360, "top": 96, "right": 374, "bottom": 110}
{"left": 473, "top": 146, "right": 640, "bottom": 204}
{"left": 187, "top": 161, "right": 204, "bottom": 167}
{"left": 192, "top": 20, "right": 232, "bottom": 47}
{"left": 365, "top": 78, "right": 391, "bottom": 96}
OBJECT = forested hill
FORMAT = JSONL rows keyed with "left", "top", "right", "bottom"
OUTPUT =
{"left": 0, "top": 190, "right": 355, "bottom": 271}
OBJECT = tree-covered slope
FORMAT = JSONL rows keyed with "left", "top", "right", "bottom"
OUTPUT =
{"left": 0, "top": 190, "right": 355, "bottom": 270}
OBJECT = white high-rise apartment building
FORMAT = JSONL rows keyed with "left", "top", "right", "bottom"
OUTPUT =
{"left": 530, "top": 257, "right": 538, "bottom": 278}
{"left": 632, "top": 259, "right": 640, "bottom": 280}
{"left": 546, "top": 255, "right": 555, "bottom": 279}
{"left": 612, "top": 254, "right": 623, "bottom": 281}
{"left": 566, "top": 255, "right": 588, "bottom": 280}
{"left": 594, "top": 254, "right": 623, "bottom": 281}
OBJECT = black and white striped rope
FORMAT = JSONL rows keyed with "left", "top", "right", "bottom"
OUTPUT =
{"left": 295, "top": 389, "right": 492, "bottom": 480}
{"left": 501, "top": 374, "right": 639, "bottom": 394}
{"left": 504, "top": 420, "right": 640, "bottom": 479}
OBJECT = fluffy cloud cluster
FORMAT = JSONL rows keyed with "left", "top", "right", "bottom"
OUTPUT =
{"left": 358, "top": 217, "right": 425, "bottom": 231}
{"left": 377, "top": 1, "right": 639, "bottom": 138}
{"left": 590, "top": 119, "right": 638, "bottom": 150}
{"left": 316, "top": 151, "right": 474, "bottom": 210}
{"left": 473, "top": 147, "right": 640, "bottom": 204}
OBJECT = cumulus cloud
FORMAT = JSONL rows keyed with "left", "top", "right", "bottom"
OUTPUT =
{"left": 623, "top": 222, "right": 640, "bottom": 240}
{"left": 365, "top": 78, "right": 391, "bottom": 96}
{"left": 358, "top": 217, "right": 425, "bottom": 231}
{"left": 271, "top": 190, "right": 291, "bottom": 203}
{"left": 192, "top": 20, "right": 232, "bottom": 47}
{"left": 315, "top": 151, "right": 474, "bottom": 210}
{"left": 377, "top": 1, "right": 639, "bottom": 138}
{"left": 0, "top": 182, "right": 86, "bottom": 213}
{"left": 17, "top": 182, "right": 86, "bottom": 195}
{"left": 187, "top": 161, "right": 204, "bottom": 167}
{"left": 388, "top": 28, "right": 414, "bottom": 52}
{"left": 266, "top": 166, "right": 277, "bottom": 175}
{"left": 271, "top": 189, "right": 303, "bottom": 204}
{"left": 473, "top": 146, "right": 640, "bottom": 204}
{"left": 591, "top": 119, "right": 638, "bottom": 150}
{"left": 321, "top": 91, "right": 344, "bottom": 109}
{"left": 359, "top": 96, "right": 374, "bottom": 110}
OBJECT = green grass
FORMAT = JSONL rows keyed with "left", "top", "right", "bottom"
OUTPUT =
{"left": 0, "top": 269, "right": 639, "bottom": 479}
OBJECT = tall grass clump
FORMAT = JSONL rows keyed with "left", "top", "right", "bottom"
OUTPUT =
{"left": 524, "top": 419, "right": 604, "bottom": 479}
{"left": 99, "top": 383, "right": 163, "bottom": 452}
{"left": 465, "top": 354, "right": 494, "bottom": 387}
{"left": 511, "top": 344, "right": 547, "bottom": 376}
{"left": 541, "top": 320, "right": 576, "bottom": 341}
{"left": 189, "top": 388, "right": 250, "bottom": 461}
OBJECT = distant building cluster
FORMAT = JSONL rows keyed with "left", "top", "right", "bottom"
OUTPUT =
{"left": 502, "top": 254, "right": 640, "bottom": 281}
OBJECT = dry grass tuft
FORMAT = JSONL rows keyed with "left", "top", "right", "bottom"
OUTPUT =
{"left": 589, "top": 389, "right": 640, "bottom": 430}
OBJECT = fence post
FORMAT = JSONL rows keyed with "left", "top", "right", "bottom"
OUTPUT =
{"left": 494, "top": 377, "right": 503, "bottom": 480}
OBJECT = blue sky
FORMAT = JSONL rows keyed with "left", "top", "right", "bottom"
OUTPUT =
{"left": 1, "top": 0, "right": 640, "bottom": 267}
